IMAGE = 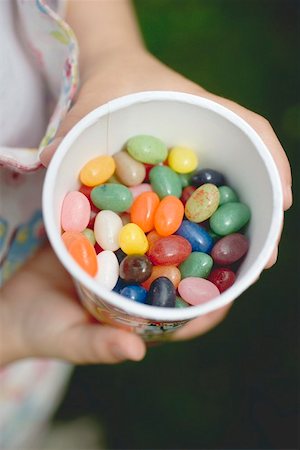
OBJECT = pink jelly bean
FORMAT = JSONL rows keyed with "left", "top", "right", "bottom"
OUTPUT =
{"left": 178, "top": 277, "right": 220, "bottom": 306}
{"left": 61, "top": 191, "right": 91, "bottom": 232}
{"left": 127, "top": 183, "right": 153, "bottom": 212}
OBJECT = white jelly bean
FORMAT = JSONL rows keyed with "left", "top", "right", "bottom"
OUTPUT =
{"left": 61, "top": 191, "right": 91, "bottom": 232}
{"left": 95, "top": 250, "right": 119, "bottom": 290}
{"left": 94, "top": 210, "right": 123, "bottom": 251}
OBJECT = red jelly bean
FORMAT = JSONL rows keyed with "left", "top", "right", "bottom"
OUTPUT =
{"left": 147, "top": 235, "right": 192, "bottom": 266}
{"left": 180, "top": 185, "right": 196, "bottom": 205}
{"left": 211, "top": 233, "right": 249, "bottom": 265}
{"left": 154, "top": 195, "right": 184, "bottom": 236}
{"left": 79, "top": 184, "right": 99, "bottom": 212}
{"left": 208, "top": 267, "right": 236, "bottom": 292}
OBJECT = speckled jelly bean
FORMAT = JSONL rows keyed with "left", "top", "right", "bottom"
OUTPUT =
{"left": 179, "top": 252, "right": 213, "bottom": 279}
{"left": 82, "top": 228, "right": 96, "bottom": 245}
{"left": 91, "top": 184, "right": 133, "bottom": 212}
{"left": 147, "top": 277, "right": 176, "bottom": 307}
{"left": 95, "top": 250, "right": 119, "bottom": 290}
{"left": 168, "top": 146, "right": 198, "bottom": 174}
{"left": 191, "top": 168, "right": 225, "bottom": 187}
{"left": 119, "top": 254, "right": 152, "bottom": 283}
{"left": 154, "top": 195, "right": 184, "bottom": 237}
{"left": 94, "top": 210, "right": 123, "bottom": 251}
{"left": 79, "top": 155, "right": 115, "bottom": 187}
{"left": 62, "top": 231, "right": 98, "bottom": 276}
{"left": 119, "top": 223, "right": 149, "bottom": 255}
{"left": 209, "top": 202, "right": 251, "bottom": 236}
{"left": 61, "top": 191, "right": 91, "bottom": 232}
{"left": 126, "top": 135, "right": 168, "bottom": 164}
{"left": 175, "top": 220, "right": 214, "bottom": 253}
{"left": 149, "top": 165, "right": 182, "bottom": 199}
{"left": 113, "top": 151, "right": 146, "bottom": 186}
{"left": 211, "top": 233, "right": 249, "bottom": 265}
{"left": 175, "top": 296, "right": 189, "bottom": 308}
{"left": 120, "top": 285, "right": 148, "bottom": 303}
{"left": 180, "top": 185, "right": 196, "bottom": 205}
{"left": 142, "top": 265, "right": 181, "bottom": 290}
{"left": 208, "top": 267, "right": 236, "bottom": 293}
{"left": 218, "top": 185, "right": 239, "bottom": 205}
{"left": 147, "top": 235, "right": 192, "bottom": 266}
{"left": 178, "top": 277, "right": 220, "bottom": 306}
{"left": 130, "top": 191, "right": 160, "bottom": 233}
{"left": 185, "top": 183, "right": 220, "bottom": 223}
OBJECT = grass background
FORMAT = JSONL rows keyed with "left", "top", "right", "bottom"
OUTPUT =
{"left": 54, "top": 1, "right": 299, "bottom": 448}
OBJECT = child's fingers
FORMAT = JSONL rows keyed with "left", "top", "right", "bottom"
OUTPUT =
{"left": 56, "top": 323, "right": 146, "bottom": 364}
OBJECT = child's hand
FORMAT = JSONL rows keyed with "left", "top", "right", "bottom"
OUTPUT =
{"left": 0, "top": 244, "right": 146, "bottom": 366}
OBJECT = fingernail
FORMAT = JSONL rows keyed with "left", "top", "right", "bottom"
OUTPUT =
{"left": 39, "top": 137, "right": 62, "bottom": 167}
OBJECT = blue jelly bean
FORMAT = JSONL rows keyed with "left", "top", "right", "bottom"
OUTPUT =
{"left": 191, "top": 168, "right": 225, "bottom": 187}
{"left": 113, "top": 277, "right": 127, "bottom": 293}
{"left": 147, "top": 277, "right": 176, "bottom": 307}
{"left": 120, "top": 285, "right": 148, "bottom": 303}
{"left": 175, "top": 220, "right": 214, "bottom": 253}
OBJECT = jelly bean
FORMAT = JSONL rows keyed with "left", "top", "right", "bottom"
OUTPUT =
{"left": 119, "top": 223, "right": 149, "bottom": 255}
{"left": 95, "top": 250, "right": 119, "bottom": 290}
{"left": 120, "top": 285, "right": 148, "bottom": 303}
{"left": 130, "top": 192, "right": 160, "bottom": 233}
{"left": 115, "top": 248, "right": 127, "bottom": 263}
{"left": 61, "top": 191, "right": 91, "bottom": 232}
{"left": 175, "top": 220, "right": 214, "bottom": 253}
{"left": 178, "top": 277, "right": 220, "bottom": 306}
{"left": 191, "top": 168, "right": 225, "bottom": 187}
{"left": 82, "top": 228, "right": 96, "bottom": 245}
{"left": 87, "top": 209, "right": 98, "bottom": 229}
{"left": 79, "top": 184, "right": 99, "bottom": 212}
{"left": 144, "top": 163, "right": 155, "bottom": 182}
{"left": 129, "top": 183, "right": 152, "bottom": 200}
{"left": 91, "top": 184, "right": 133, "bottom": 212}
{"left": 209, "top": 202, "right": 251, "bottom": 236}
{"left": 218, "top": 185, "right": 238, "bottom": 205}
{"left": 179, "top": 252, "right": 213, "bottom": 279}
{"left": 94, "top": 243, "right": 103, "bottom": 254}
{"left": 185, "top": 183, "right": 220, "bottom": 223}
{"left": 94, "top": 210, "right": 123, "bottom": 251}
{"left": 126, "top": 135, "right": 168, "bottom": 164}
{"left": 154, "top": 195, "right": 184, "bottom": 236}
{"left": 142, "top": 265, "right": 181, "bottom": 290}
{"left": 147, "top": 277, "right": 176, "bottom": 307}
{"left": 79, "top": 155, "right": 115, "bottom": 187}
{"left": 146, "top": 230, "right": 161, "bottom": 249}
{"left": 148, "top": 235, "right": 192, "bottom": 266}
{"left": 62, "top": 231, "right": 97, "bottom": 276}
{"left": 107, "top": 174, "right": 122, "bottom": 184}
{"left": 119, "top": 254, "right": 152, "bottom": 283}
{"left": 208, "top": 267, "right": 236, "bottom": 293}
{"left": 119, "top": 212, "right": 131, "bottom": 225}
{"left": 113, "top": 151, "right": 146, "bottom": 186}
{"left": 180, "top": 185, "right": 196, "bottom": 205}
{"left": 113, "top": 277, "right": 127, "bottom": 293}
{"left": 168, "top": 146, "right": 198, "bottom": 173}
{"left": 149, "top": 165, "right": 182, "bottom": 199}
{"left": 211, "top": 233, "right": 249, "bottom": 265}
{"left": 175, "top": 296, "right": 189, "bottom": 308}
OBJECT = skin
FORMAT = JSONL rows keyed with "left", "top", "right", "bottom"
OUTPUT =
{"left": 0, "top": 1, "right": 292, "bottom": 366}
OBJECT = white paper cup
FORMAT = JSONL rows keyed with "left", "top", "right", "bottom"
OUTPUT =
{"left": 42, "top": 91, "right": 283, "bottom": 341}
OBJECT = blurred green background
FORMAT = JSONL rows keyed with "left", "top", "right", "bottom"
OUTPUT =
{"left": 54, "top": 1, "right": 299, "bottom": 448}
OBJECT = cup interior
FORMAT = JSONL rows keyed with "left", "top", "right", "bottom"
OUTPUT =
{"left": 43, "top": 91, "right": 283, "bottom": 321}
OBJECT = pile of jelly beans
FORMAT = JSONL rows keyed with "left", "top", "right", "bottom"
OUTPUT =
{"left": 61, "top": 135, "right": 251, "bottom": 308}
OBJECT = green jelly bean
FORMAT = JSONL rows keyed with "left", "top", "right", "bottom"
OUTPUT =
{"left": 82, "top": 228, "right": 96, "bottom": 245}
{"left": 178, "top": 172, "right": 194, "bottom": 188}
{"left": 107, "top": 174, "right": 122, "bottom": 184}
{"left": 126, "top": 135, "right": 168, "bottom": 164}
{"left": 179, "top": 252, "right": 213, "bottom": 279}
{"left": 149, "top": 165, "right": 182, "bottom": 199}
{"left": 185, "top": 183, "right": 220, "bottom": 223}
{"left": 218, "top": 185, "right": 239, "bottom": 205}
{"left": 91, "top": 184, "right": 133, "bottom": 212}
{"left": 175, "top": 296, "right": 189, "bottom": 308}
{"left": 209, "top": 201, "right": 251, "bottom": 236}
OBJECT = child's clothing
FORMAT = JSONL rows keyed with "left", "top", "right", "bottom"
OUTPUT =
{"left": 0, "top": 1, "right": 79, "bottom": 448}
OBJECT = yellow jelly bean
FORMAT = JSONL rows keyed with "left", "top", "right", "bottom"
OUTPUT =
{"left": 119, "top": 223, "right": 149, "bottom": 255}
{"left": 80, "top": 155, "right": 116, "bottom": 187}
{"left": 168, "top": 147, "right": 198, "bottom": 174}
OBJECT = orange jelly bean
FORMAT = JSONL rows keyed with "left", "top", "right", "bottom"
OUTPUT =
{"left": 142, "top": 265, "right": 181, "bottom": 290}
{"left": 62, "top": 231, "right": 98, "bottom": 276}
{"left": 130, "top": 191, "right": 160, "bottom": 233}
{"left": 154, "top": 195, "right": 184, "bottom": 236}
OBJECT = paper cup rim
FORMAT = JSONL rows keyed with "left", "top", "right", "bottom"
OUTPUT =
{"left": 43, "top": 91, "right": 283, "bottom": 321}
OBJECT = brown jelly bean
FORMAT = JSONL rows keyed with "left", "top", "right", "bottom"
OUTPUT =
{"left": 211, "top": 233, "right": 249, "bottom": 265}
